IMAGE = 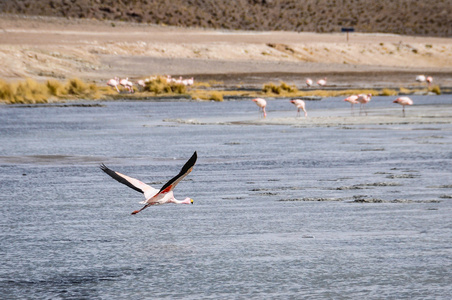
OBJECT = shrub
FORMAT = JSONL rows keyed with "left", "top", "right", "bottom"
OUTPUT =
{"left": 65, "top": 78, "right": 89, "bottom": 96}
{"left": 263, "top": 83, "right": 281, "bottom": 94}
{"left": 0, "top": 80, "right": 15, "bottom": 103}
{"left": 429, "top": 85, "right": 441, "bottom": 95}
{"left": 208, "top": 91, "right": 223, "bottom": 101}
{"left": 380, "top": 88, "right": 398, "bottom": 96}
{"left": 46, "top": 79, "right": 66, "bottom": 97}
{"left": 14, "top": 79, "right": 48, "bottom": 104}
{"left": 144, "top": 76, "right": 186, "bottom": 95}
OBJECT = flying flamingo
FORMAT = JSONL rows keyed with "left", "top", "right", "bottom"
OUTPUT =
{"left": 306, "top": 78, "right": 313, "bottom": 87}
{"left": 357, "top": 93, "right": 372, "bottom": 115}
{"left": 290, "top": 99, "right": 307, "bottom": 117}
{"left": 100, "top": 152, "right": 197, "bottom": 215}
{"left": 252, "top": 98, "right": 267, "bottom": 118}
{"left": 343, "top": 95, "right": 359, "bottom": 114}
{"left": 107, "top": 77, "right": 120, "bottom": 92}
{"left": 317, "top": 78, "right": 327, "bottom": 87}
{"left": 393, "top": 97, "right": 413, "bottom": 117}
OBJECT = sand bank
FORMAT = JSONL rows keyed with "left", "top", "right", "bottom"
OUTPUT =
{"left": 1, "top": 15, "right": 452, "bottom": 88}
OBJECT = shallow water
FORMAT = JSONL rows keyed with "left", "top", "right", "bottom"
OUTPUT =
{"left": 1, "top": 96, "right": 451, "bottom": 299}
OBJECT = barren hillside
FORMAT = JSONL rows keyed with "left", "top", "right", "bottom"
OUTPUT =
{"left": 1, "top": 0, "right": 451, "bottom": 37}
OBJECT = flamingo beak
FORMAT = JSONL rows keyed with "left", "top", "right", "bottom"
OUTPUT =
{"left": 190, "top": 199, "right": 194, "bottom": 204}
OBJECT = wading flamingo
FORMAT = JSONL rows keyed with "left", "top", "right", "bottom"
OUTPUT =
{"left": 124, "top": 79, "right": 134, "bottom": 93}
{"left": 100, "top": 152, "right": 197, "bottom": 215}
{"left": 306, "top": 78, "right": 313, "bottom": 87}
{"left": 252, "top": 98, "right": 267, "bottom": 118}
{"left": 290, "top": 99, "right": 307, "bottom": 117}
{"left": 393, "top": 97, "right": 413, "bottom": 117}
{"left": 357, "top": 93, "right": 372, "bottom": 115}
{"left": 137, "top": 79, "right": 145, "bottom": 91}
{"left": 416, "top": 75, "right": 426, "bottom": 83}
{"left": 343, "top": 95, "right": 359, "bottom": 114}
{"left": 317, "top": 78, "right": 327, "bottom": 87}
{"left": 119, "top": 78, "right": 133, "bottom": 93}
{"left": 107, "top": 77, "right": 120, "bottom": 92}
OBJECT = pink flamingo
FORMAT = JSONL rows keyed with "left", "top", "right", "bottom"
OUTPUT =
{"left": 252, "top": 98, "right": 267, "bottom": 118}
{"left": 306, "top": 78, "right": 313, "bottom": 87}
{"left": 416, "top": 75, "right": 426, "bottom": 83}
{"left": 119, "top": 78, "right": 134, "bottom": 93}
{"left": 100, "top": 152, "right": 197, "bottom": 215}
{"left": 317, "top": 77, "right": 327, "bottom": 87}
{"left": 357, "top": 93, "right": 372, "bottom": 115}
{"left": 426, "top": 76, "right": 433, "bottom": 87}
{"left": 393, "top": 97, "right": 413, "bottom": 117}
{"left": 107, "top": 77, "right": 120, "bottom": 92}
{"left": 137, "top": 79, "right": 145, "bottom": 91}
{"left": 343, "top": 95, "right": 359, "bottom": 114}
{"left": 290, "top": 99, "right": 307, "bottom": 117}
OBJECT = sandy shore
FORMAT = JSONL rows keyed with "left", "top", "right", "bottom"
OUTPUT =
{"left": 1, "top": 15, "right": 452, "bottom": 89}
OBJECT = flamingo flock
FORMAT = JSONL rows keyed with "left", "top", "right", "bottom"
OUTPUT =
{"left": 106, "top": 75, "right": 195, "bottom": 93}
{"left": 250, "top": 95, "right": 415, "bottom": 119}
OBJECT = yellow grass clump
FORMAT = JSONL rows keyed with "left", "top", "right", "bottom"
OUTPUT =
{"left": 65, "top": 78, "right": 101, "bottom": 99}
{"left": 429, "top": 85, "right": 441, "bottom": 95}
{"left": 0, "top": 79, "right": 48, "bottom": 104}
{"left": 144, "top": 76, "right": 187, "bottom": 95}
{"left": 190, "top": 90, "right": 224, "bottom": 101}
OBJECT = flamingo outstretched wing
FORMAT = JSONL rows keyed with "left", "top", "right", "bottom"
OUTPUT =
{"left": 158, "top": 151, "right": 197, "bottom": 194}
{"left": 100, "top": 164, "right": 156, "bottom": 196}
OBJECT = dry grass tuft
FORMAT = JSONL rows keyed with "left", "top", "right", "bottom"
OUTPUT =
{"left": 46, "top": 79, "right": 66, "bottom": 97}
{"left": 144, "top": 76, "right": 187, "bottom": 95}
{"left": 190, "top": 90, "right": 223, "bottom": 101}
{"left": 429, "top": 85, "right": 441, "bottom": 95}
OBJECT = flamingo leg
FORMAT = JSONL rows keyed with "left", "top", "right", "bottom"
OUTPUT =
{"left": 131, "top": 202, "right": 158, "bottom": 215}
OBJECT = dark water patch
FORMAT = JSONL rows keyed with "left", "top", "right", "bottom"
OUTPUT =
{"left": 428, "top": 184, "right": 452, "bottom": 189}
{"left": 360, "top": 148, "right": 385, "bottom": 151}
{"left": 386, "top": 174, "right": 421, "bottom": 179}
{"left": 279, "top": 197, "right": 342, "bottom": 202}
{"left": 11, "top": 103, "right": 105, "bottom": 108}
{"left": 350, "top": 195, "right": 441, "bottom": 203}
{"left": 439, "top": 195, "right": 452, "bottom": 199}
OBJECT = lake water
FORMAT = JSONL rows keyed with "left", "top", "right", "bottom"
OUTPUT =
{"left": 1, "top": 96, "right": 451, "bottom": 299}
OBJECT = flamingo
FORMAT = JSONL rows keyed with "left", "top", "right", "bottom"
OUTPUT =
{"left": 317, "top": 78, "right": 327, "bottom": 87}
{"left": 107, "top": 77, "right": 120, "bottom": 92}
{"left": 357, "top": 93, "right": 372, "bottom": 115}
{"left": 290, "top": 99, "right": 307, "bottom": 117}
{"left": 416, "top": 75, "right": 426, "bottom": 83}
{"left": 343, "top": 95, "right": 359, "bottom": 114}
{"left": 393, "top": 97, "right": 413, "bottom": 117}
{"left": 426, "top": 76, "right": 433, "bottom": 87}
{"left": 125, "top": 79, "right": 134, "bottom": 93}
{"left": 306, "top": 78, "right": 313, "bottom": 87}
{"left": 119, "top": 78, "right": 133, "bottom": 93}
{"left": 137, "top": 79, "right": 145, "bottom": 91}
{"left": 252, "top": 98, "right": 267, "bottom": 118}
{"left": 100, "top": 152, "right": 197, "bottom": 215}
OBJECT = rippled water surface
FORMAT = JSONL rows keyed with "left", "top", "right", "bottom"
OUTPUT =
{"left": 1, "top": 96, "right": 451, "bottom": 299}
